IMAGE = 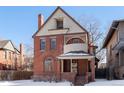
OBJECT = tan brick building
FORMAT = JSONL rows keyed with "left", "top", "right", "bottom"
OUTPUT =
{"left": 33, "top": 7, "right": 96, "bottom": 85}
{"left": 0, "top": 40, "right": 24, "bottom": 70}
{"left": 103, "top": 19, "right": 124, "bottom": 79}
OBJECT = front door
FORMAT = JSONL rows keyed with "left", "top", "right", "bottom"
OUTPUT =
{"left": 77, "top": 59, "right": 88, "bottom": 76}
{"left": 77, "top": 61, "right": 83, "bottom": 76}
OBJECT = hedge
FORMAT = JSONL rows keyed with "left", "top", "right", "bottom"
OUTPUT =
{"left": 0, "top": 70, "right": 33, "bottom": 80}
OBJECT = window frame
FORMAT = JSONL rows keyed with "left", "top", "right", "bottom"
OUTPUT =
{"left": 44, "top": 57, "right": 53, "bottom": 72}
{"left": 50, "top": 38, "right": 56, "bottom": 50}
{"left": 9, "top": 52, "right": 11, "bottom": 60}
{"left": 3, "top": 50, "right": 7, "bottom": 59}
{"left": 40, "top": 38, "right": 46, "bottom": 51}
{"left": 56, "top": 19, "right": 63, "bottom": 29}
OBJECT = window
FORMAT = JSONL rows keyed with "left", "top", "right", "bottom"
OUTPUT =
{"left": 50, "top": 38, "right": 56, "bottom": 50}
{"left": 40, "top": 39, "right": 46, "bottom": 50}
{"left": 9, "top": 52, "right": 11, "bottom": 60}
{"left": 72, "top": 38, "right": 81, "bottom": 43}
{"left": 56, "top": 20, "right": 63, "bottom": 29}
{"left": 3, "top": 51, "right": 7, "bottom": 59}
{"left": 5, "top": 51, "right": 7, "bottom": 59}
{"left": 67, "top": 38, "right": 84, "bottom": 44}
{"left": 44, "top": 58, "right": 53, "bottom": 72}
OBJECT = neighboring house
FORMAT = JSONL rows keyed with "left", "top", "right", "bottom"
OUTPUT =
{"left": 24, "top": 56, "right": 33, "bottom": 71}
{"left": 103, "top": 19, "right": 124, "bottom": 79}
{"left": 33, "top": 7, "right": 96, "bottom": 85}
{"left": 98, "top": 63, "right": 106, "bottom": 69}
{"left": 0, "top": 40, "right": 24, "bottom": 70}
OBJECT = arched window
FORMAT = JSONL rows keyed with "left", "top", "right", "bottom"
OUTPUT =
{"left": 44, "top": 57, "right": 53, "bottom": 72}
{"left": 66, "top": 38, "right": 84, "bottom": 44}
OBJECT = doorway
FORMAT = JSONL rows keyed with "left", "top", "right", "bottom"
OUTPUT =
{"left": 63, "top": 60, "right": 71, "bottom": 72}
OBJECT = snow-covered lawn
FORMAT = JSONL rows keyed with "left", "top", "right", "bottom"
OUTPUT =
{"left": 85, "top": 79, "right": 124, "bottom": 86}
{"left": 0, "top": 80, "right": 72, "bottom": 86}
{"left": 1, "top": 79, "right": 124, "bottom": 86}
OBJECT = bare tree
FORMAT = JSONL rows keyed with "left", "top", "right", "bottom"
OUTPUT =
{"left": 77, "top": 14, "right": 106, "bottom": 64}
{"left": 23, "top": 42, "right": 34, "bottom": 71}
{"left": 78, "top": 15, "right": 104, "bottom": 45}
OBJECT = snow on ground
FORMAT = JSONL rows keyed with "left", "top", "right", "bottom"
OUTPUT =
{"left": 1, "top": 79, "right": 124, "bottom": 86}
{"left": 0, "top": 80, "right": 72, "bottom": 86}
{"left": 85, "top": 79, "right": 124, "bottom": 86}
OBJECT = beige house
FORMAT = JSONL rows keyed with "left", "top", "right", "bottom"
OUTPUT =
{"left": 0, "top": 40, "right": 24, "bottom": 70}
{"left": 103, "top": 19, "right": 124, "bottom": 79}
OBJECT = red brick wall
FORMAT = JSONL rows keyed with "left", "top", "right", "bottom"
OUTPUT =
{"left": 33, "top": 35, "right": 64, "bottom": 76}
{"left": 61, "top": 72, "right": 76, "bottom": 82}
{"left": 78, "top": 59, "right": 88, "bottom": 75}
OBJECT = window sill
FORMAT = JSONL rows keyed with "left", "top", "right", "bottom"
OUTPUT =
{"left": 40, "top": 50, "right": 45, "bottom": 53}
{"left": 48, "top": 28, "right": 69, "bottom": 31}
{"left": 50, "top": 49, "right": 56, "bottom": 51}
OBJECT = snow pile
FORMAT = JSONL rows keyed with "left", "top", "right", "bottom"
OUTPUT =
{"left": 0, "top": 80, "right": 72, "bottom": 86}
{"left": 85, "top": 79, "right": 124, "bottom": 86}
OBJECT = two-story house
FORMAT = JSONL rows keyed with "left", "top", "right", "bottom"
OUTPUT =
{"left": 33, "top": 7, "right": 96, "bottom": 85}
{"left": 103, "top": 19, "right": 124, "bottom": 80}
{"left": 0, "top": 40, "right": 24, "bottom": 70}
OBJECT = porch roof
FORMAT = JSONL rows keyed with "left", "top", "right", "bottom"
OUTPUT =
{"left": 57, "top": 51, "right": 94, "bottom": 59}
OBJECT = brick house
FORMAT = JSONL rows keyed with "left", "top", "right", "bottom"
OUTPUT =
{"left": 103, "top": 19, "right": 124, "bottom": 79}
{"left": 33, "top": 7, "right": 96, "bottom": 85}
{"left": 0, "top": 40, "right": 24, "bottom": 70}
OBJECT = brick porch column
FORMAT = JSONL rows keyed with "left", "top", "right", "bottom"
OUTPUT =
{"left": 90, "top": 58, "right": 95, "bottom": 81}
{"left": 85, "top": 60, "right": 89, "bottom": 83}
{"left": 57, "top": 59, "right": 62, "bottom": 81}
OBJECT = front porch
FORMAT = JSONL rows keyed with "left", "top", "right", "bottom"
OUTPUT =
{"left": 58, "top": 51, "right": 95, "bottom": 85}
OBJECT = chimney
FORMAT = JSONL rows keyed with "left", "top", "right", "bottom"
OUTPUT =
{"left": 20, "top": 43, "right": 24, "bottom": 55}
{"left": 20, "top": 43, "right": 24, "bottom": 69}
{"left": 38, "top": 14, "right": 44, "bottom": 30}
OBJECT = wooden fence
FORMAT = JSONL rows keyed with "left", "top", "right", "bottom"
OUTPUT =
{"left": 0, "top": 70, "right": 33, "bottom": 80}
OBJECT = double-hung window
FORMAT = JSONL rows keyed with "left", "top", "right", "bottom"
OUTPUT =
{"left": 50, "top": 38, "right": 56, "bottom": 50}
{"left": 40, "top": 39, "right": 46, "bottom": 51}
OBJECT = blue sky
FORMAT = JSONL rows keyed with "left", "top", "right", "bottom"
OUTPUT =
{"left": 0, "top": 6, "right": 124, "bottom": 47}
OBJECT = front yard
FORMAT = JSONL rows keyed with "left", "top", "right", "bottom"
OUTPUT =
{"left": 85, "top": 79, "right": 124, "bottom": 86}
{"left": 0, "top": 79, "right": 124, "bottom": 86}
{"left": 0, "top": 80, "right": 72, "bottom": 86}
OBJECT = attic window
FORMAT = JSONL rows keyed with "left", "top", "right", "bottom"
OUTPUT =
{"left": 56, "top": 19, "right": 63, "bottom": 29}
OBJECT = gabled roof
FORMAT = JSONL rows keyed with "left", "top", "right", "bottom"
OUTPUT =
{"left": 0, "top": 40, "right": 10, "bottom": 48}
{"left": 102, "top": 19, "right": 123, "bottom": 48}
{"left": 32, "top": 6, "right": 88, "bottom": 38}
{"left": 0, "top": 40, "right": 20, "bottom": 54}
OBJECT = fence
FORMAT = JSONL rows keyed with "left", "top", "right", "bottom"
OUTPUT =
{"left": 0, "top": 70, "right": 33, "bottom": 80}
{"left": 95, "top": 68, "right": 106, "bottom": 79}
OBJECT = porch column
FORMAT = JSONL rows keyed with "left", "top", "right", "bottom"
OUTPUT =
{"left": 90, "top": 58, "right": 95, "bottom": 81}
{"left": 71, "top": 59, "right": 72, "bottom": 72}
{"left": 85, "top": 60, "right": 89, "bottom": 83}
{"left": 61, "top": 60, "right": 63, "bottom": 73}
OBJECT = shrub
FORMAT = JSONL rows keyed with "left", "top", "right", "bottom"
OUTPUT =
{"left": 0, "top": 70, "right": 33, "bottom": 80}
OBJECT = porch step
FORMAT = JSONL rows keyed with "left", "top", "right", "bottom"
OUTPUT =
{"left": 74, "top": 76, "right": 85, "bottom": 86}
